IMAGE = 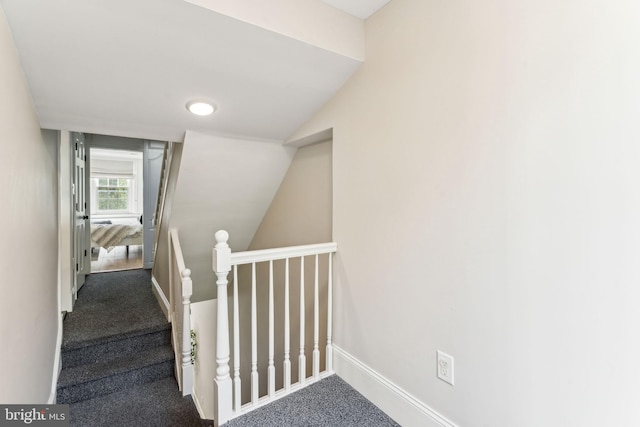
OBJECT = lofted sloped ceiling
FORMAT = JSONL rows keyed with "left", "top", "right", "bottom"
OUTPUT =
{"left": 0, "top": 0, "right": 389, "bottom": 142}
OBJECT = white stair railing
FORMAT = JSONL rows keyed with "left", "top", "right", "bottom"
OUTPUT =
{"left": 168, "top": 228, "right": 193, "bottom": 396}
{"left": 153, "top": 141, "right": 174, "bottom": 258}
{"left": 212, "top": 230, "right": 337, "bottom": 426}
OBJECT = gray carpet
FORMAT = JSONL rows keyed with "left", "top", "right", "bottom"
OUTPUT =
{"left": 62, "top": 270, "right": 398, "bottom": 426}
{"left": 69, "top": 377, "right": 211, "bottom": 427}
{"left": 59, "top": 269, "right": 208, "bottom": 426}
{"left": 63, "top": 269, "right": 168, "bottom": 350}
{"left": 223, "top": 375, "right": 400, "bottom": 427}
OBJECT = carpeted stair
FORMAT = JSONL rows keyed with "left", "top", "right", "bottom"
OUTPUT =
{"left": 57, "top": 323, "right": 173, "bottom": 404}
{"left": 58, "top": 269, "right": 396, "bottom": 426}
{"left": 57, "top": 269, "right": 209, "bottom": 426}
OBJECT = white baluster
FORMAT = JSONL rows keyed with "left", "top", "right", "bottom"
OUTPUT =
{"left": 312, "top": 254, "right": 320, "bottom": 378}
{"left": 268, "top": 260, "right": 275, "bottom": 397}
{"left": 212, "top": 230, "right": 233, "bottom": 426}
{"left": 181, "top": 268, "right": 193, "bottom": 396}
{"left": 326, "top": 254, "right": 333, "bottom": 372}
{"left": 299, "top": 256, "right": 306, "bottom": 384}
{"left": 251, "top": 262, "right": 258, "bottom": 404}
{"left": 233, "top": 265, "right": 241, "bottom": 413}
{"left": 283, "top": 258, "right": 291, "bottom": 390}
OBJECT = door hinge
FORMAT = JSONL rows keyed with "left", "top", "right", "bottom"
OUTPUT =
{"left": 84, "top": 155, "right": 87, "bottom": 161}
{"left": 76, "top": 263, "right": 79, "bottom": 272}
{"left": 85, "top": 202, "right": 87, "bottom": 209}
{"left": 84, "top": 249, "right": 87, "bottom": 257}
{"left": 75, "top": 142, "right": 78, "bottom": 151}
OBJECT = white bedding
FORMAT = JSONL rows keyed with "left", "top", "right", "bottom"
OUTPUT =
{"left": 91, "top": 224, "right": 143, "bottom": 251}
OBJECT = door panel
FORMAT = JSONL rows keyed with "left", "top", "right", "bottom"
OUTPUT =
{"left": 73, "top": 132, "right": 89, "bottom": 294}
{"left": 143, "top": 141, "right": 165, "bottom": 269}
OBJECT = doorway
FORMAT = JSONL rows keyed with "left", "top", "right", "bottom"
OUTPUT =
{"left": 89, "top": 148, "right": 144, "bottom": 272}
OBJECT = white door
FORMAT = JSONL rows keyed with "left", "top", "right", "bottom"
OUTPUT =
{"left": 73, "top": 132, "right": 89, "bottom": 295}
{"left": 143, "top": 141, "right": 165, "bottom": 268}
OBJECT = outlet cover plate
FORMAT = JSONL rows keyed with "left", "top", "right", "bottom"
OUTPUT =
{"left": 437, "top": 350, "right": 454, "bottom": 385}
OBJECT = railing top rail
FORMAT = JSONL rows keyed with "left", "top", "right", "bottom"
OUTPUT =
{"left": 229, "top": 242, "right": 337, "bottom": 266}
{"left": 169, "top": 228, "right": 189, "bottom": 277}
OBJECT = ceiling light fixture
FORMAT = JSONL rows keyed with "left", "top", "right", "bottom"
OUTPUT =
{"left": 186, "top": 100, "right": 216, "bottom": 116}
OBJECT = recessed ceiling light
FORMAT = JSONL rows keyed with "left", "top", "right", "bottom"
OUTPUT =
{"left": 186, "top": 100, "right": 216, "bottom": 116}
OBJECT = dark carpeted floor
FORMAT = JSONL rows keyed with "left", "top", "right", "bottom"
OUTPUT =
{"left": 223, "top": 375, "right": 400, "bottom": 427}
{"left": 63, "top": 269, "right": 398, "bottom": 427}
{"left": 70, "top": 377, "right": 211, "bottom": 427}
{"left": 62, "top": 269, "right": 208, "bottom": 426}
{"left": 63, "top": 269, "right": 168, "bottom": 350}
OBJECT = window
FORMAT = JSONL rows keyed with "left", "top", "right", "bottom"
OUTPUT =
{"left": 94, "top": 178, "right": 132, "bottom": 212}
{"left": 89, "top": 149, "right": 143, "bottom": 217}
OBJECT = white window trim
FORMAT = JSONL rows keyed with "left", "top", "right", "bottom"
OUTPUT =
{"left": 89, "top": 149, "right": 144, "bottom": 219}
{"left": 91, "top": 176, "right": 136, "bottom": 215}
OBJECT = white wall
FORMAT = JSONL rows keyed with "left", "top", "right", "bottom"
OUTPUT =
{"left": 0, "top": 6, "right": 59, "bottom": 403}
{"left": 248, "top": 140, "right": 332, "bottom": 249}
{"left": 159, "top": 131, "right": 295, "bottom": 303}
{"left": 89, "top": 134, "right": 145, "bottom": 152}
{"left": 235, "top": 140, "right": 333, "bottom": 401}
{"left": 184, "top": 0, "right": 364, "bottom": 60}
{"left": 190, "top": 299, "right": 217, "bottom": 420}
{"left": 289, "top": 0, "right": 640, "bottom": 425}
{"left": 187, "top": 140, "right": 332, "bottom": 410}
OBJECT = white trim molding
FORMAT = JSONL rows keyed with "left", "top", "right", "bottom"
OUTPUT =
{"left": 333, "top": 346, "right": 457, "bottom": 427}
{"left": 192, "top": 386, "right": 207, "bottom": 420}
{"left": 152, "top": 275, "right": 171, "bottom": 322}
{"left": 48, "top": 312, "right": 65, "bottom": 404}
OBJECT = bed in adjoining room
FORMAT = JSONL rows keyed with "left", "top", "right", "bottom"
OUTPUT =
{"left": 91, "top": 222, "right": 143, "bottom": 255}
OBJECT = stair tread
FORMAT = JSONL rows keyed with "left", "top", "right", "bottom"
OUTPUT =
{"left": 58, "top": 344, "right": 174, "bottom": 388}
{"left": 61, "top": 328, "right": 171, "bottom": 369}
{"left": 68, "top": 377, "right": 212, "bottom": 427}
{"left": 62, "top": 322, "right": 171, "bottom": 352}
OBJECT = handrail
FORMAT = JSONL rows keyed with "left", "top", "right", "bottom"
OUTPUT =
{"left": 170, "top": 228, "right": 188, "bottom": 272}
{"left": 230, "top": 242, "right": 337, "bottom": 265}
{"left": 154, "top": 142, "right": 171, "bottom": 228}
{"left": 152, "top": 141, "right": 173, "bottom": 259}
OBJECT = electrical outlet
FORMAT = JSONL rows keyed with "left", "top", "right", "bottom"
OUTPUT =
{"left": 437, "top": 351, "right": 454, "bottom": 385}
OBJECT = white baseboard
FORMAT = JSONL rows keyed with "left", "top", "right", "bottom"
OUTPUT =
{"left": 48, "top": 312, "right": 64, "bottom": 404}
{"left": 192, "top": 386, "right": 207, "bottom": 420}
{"left": 152, "top": 275, "right": 171, "bottom": 322}
{"left": 333, "top": 346, "right": 457, "bottom": 427}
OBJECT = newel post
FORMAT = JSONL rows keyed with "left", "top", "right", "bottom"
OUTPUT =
{"left": 181, "top": 268, "right": 193, "bottom": 396}
{"left": 212, "top": 230, "right": 233, "bottom": 426}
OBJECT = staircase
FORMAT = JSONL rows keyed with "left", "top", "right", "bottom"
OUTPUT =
{"left": 56, "top": 322, "right": 173, "bottom": 404}
{"left": 57, "top": 269, "right": 208, "bottom": 426}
